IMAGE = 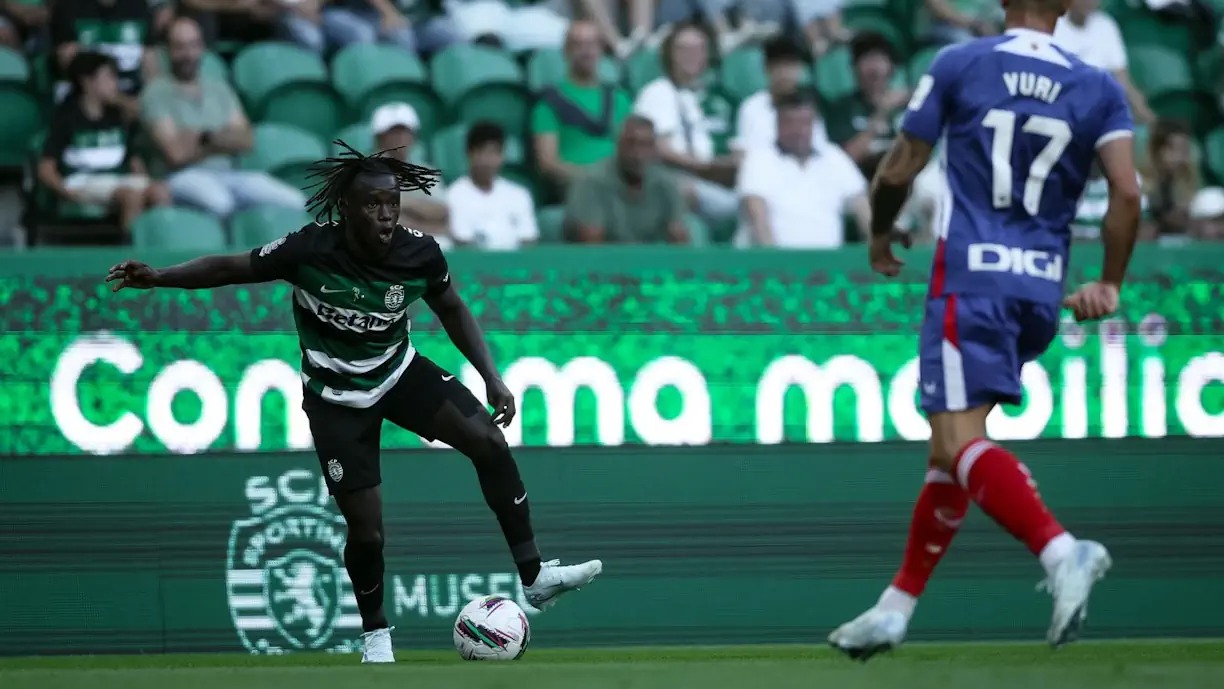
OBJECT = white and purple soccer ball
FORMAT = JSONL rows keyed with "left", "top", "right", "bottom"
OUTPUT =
{"left": 453, "top": 595, "right": 531, "bottom": 660}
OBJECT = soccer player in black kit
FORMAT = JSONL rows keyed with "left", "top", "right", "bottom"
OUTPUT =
{"left": 106, "top": 142, "right": 602, "bottom": 663}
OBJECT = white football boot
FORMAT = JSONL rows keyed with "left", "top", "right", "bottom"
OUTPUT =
{"left": 1041, "top": 539, "right": 1112, "bottom": 648}
{"left": 522, "top": 559, "right": 603, "bottom": 611}
{"left": 828, "top": 607, "right": 909, "bottom": 662}
{"left": 360, "top": 627, "right": 395, "bottom": 663}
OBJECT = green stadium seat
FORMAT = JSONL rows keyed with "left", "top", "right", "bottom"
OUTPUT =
{"left": 330, "top": 44, "right": 441, "bottom": 139}
{"left": 430, "top": 123, "right": 527, "bottom": 183}
{"left": 842, "top": 9, "right": 909, "bottom": 57}
{"left": 241, "top": 122, "right": 329, "bottom": 193}
{"left": 719, "top": 48, "right": 768, "bottom": 104}
{"left": 526, "top": 48, "right": 620, "bottom": 92}
{"left": 1204, "top": 128, "right": 1224, "bottom": 185}
{"left": 154, "top": 46, "right": 228, "bottom": 81}
{"left": 230, "top": 205, "right": 314, "bottom": 248}
{"left": 231, "top": 42, "right": 342, "bottom": 142}
{"left": 131, "top": 207, "right": 227, "bottom": 251}
{"left": 1128, "top": 46, "right": 1195, "bottom": 102}
{"left": 626, "top": 49, "right": 663, "bottom": 94}
{"left": 0, "top": 48, "right": 43, "bottom": 168}
{"left": 1119, "top": 14, "right": 1192, "bottom": 51}
{"left": 431, "top": 44, "right": 528, "bottom": 133}
{"left": 815, "top": 45, "right": 856, "bottom": 103}
{"left": 908, "top": 46, "right": 941, "bottom": 86}
{"left": 535, "top": 205, "right": 566, "bottom": 243}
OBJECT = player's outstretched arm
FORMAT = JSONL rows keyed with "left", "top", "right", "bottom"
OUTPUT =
{"left": 106, "top": 252, "right": 262, "bottom": 292}
{"left": 424, "top": 280, "right": 517, "bottom": 426}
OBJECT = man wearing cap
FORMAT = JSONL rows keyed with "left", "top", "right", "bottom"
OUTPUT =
{"left": 371, "top": 101, "right": 450, "bottom": 242}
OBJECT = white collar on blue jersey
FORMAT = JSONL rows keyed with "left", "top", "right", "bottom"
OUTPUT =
{"left": 997, "top": 27, "right": 1071, "bottom": 68}
{"left": 1003, "top": 27, "right": 1056, "bottom": 41}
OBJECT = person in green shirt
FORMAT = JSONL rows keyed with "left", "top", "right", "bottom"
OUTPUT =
{"left": 564, "top": 115, "right": 689, "bottom": 245}
{"left": 531, "top": 19, "right": 632, "bottom": 189}
{"left": 824, "top": 32, "right": 911, "bottom": 181}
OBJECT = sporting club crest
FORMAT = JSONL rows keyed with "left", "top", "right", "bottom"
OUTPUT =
{"left": 384, "top": 285, "right": 406, "bottom": 310}
{"left": 226, "top": 500, "right": 360, "bottom": 654}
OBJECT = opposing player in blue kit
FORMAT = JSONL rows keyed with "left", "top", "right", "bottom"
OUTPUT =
{"left": 827, "top": 0, "right": 1143, "bottom": 659}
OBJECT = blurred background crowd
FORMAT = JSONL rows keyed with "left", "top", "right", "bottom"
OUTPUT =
{"left": 0, "top": 0, "right": 1222, "bottom": 251}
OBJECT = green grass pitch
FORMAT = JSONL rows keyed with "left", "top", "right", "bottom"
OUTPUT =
{"left": 2, "top": 642, "right": 1222, "bottom": 689}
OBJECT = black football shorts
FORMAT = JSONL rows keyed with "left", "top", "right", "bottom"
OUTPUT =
{"left": 303, "top": 354, "right": 486, "bottom": 494}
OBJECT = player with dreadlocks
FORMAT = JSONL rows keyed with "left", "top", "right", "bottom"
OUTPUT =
{"left": 106, "top": 141, "right": 603, "bottom": 663}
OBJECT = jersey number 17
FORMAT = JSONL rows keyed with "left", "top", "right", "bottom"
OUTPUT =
{"left": 982, "top": 109, "right": 1072, "bottom": 216}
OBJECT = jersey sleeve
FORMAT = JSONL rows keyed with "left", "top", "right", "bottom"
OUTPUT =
{"left": 422, "top": 238, "right": 452, "bottom": 297}
{"left": 1093, "top": 73, "right": 1134, "bottom": 150}
{"left": 900, "top": 47, "right": 959, "bottom": 146}
{"left": 248, "top": 226, "right": 314, "bottom": 284}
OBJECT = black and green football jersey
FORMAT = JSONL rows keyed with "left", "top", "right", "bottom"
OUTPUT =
{"left": 249, "top": 222, "right": 451, "bottom": 408}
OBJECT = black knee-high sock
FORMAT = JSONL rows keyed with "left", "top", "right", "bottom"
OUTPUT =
{"left": 345, "top": 533, "right": 388, "bottom": 632}
{"left": 473, "top": 444, "right": 542, "bottom": 586}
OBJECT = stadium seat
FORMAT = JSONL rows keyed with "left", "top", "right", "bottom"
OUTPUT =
{"left": 154, "top": 47, "right": 228, "bottom": 81}
{"left": 231, "top": 42, "right": 342, "bottom": 142}
{"left": 908, "top": 46, "right": 941, "bottom": 86}
{"left": 841, "top": 9, "right": 909, "bottom": 58}
{"left": 330, "top": 44, "right": 441, "bottom": 138}
{"left": 526, "top": 47, "right": 621, "bottom": 92}
{"left": 626, "top": 49, "right": 663, "bottom": 94}
{"left": 431, "top": 44, "right": 529, "bottom": 133}
{"left": 430, "top": 123, "right": 527, "bottom": 182}
{"left": 535, "top": 205, "right": 566, "bottom": 243}
{"left": 1127, "top": 46, "right": 1195, "bottom": 102}
{"left": 131, "top": 207, "right": 227, "bottom": 251}
{"left": 719, "top": 48, "right": 768, "bottom": 105}
{"left": 230, "top": 205, "right": 314, "bottom": 248}
{"left": 815, "top": 46, "right": 856, "bottom": 103}
{"left": 1204, "top": 128, "right": 1224, "bottom": 186}
{"left": 0, "top": 48, "right": 43, "bottom": 169}
{"left": 241, "top": 122, "right": 329, "bottom": 193}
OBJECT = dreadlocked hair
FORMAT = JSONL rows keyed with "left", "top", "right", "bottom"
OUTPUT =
{"left": 304, "top": 139, "right": 442, "bottom": 224}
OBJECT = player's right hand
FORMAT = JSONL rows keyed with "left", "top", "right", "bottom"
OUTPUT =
{"left": 106, "top": 260, "right": 160, "bottom": 292}
{"left": 1063, "top": 281, "right": 1120, "bottom": 322}
{"left": 868, "top": 230, "right": 913, "bottom": 277}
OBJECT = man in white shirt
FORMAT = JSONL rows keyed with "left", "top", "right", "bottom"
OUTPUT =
{"left": 446, "top": 121, "right": 539, "bottom": 250}
{"left": 736, "top": 91, "right": 869, "bottom": 248}
{"left": 632, "top": 22, "right": 739, "bottom": 225}
{"left": 732, "top": 37, "right": 829, "bottom": 153}
{"left": 1053, "top": 0, "right": 1155, "bottom": 124}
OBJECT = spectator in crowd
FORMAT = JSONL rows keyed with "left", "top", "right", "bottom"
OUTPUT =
{"left": 303, "top": 0, "right": 461, "bottom": 55}
{"left": 921, "top": 0, "right": 1001, "bottom": 46}
{"left": 1053, "top": 0, "right": 1156, "bottom": 125}
{"left": 825, "top": 32, "right": 910, "bottom": 181}
{"left": 791, "top": 0, "right": 851, "bottom": 57}
{"left": 0, "top": 1, "right": 48, "bottom": 50}
{"left": 732, "top": 37, "right": 828, "bottom": 153}
{"left": 37, "top": 52, "right": 169, "bottom": 236}
{"left": 179, "top": 0, "right": 331, "bottom": 56}
{"left": 531, "top": 20, "right": 633, "bottom": 190}
{"left": 1142, "top": 119, "right": 1199, "bottom": 241}
{"left": 565, "top": 115, "right": 688, "bottom": 244}
{"left": 735, "top": 91, "right": 869, "bottom": 248}
{"left": 50, "top": 0, "right": 159, "bottom": 116}
{"left": 633, "top": 22, "right": 738, "bottom": 226}
{"left": 1072, "top": 161, "right": 1148, "bottom": 242}
{"left": 446, "top": 0, "right": 570, "bottom": 52}
{"left": 447, "top": 121, "right": 539, "bottom": 249}
{"left": 371, "top": 101, "right": 450, "bottom": 240}
{"left": 140, "top": 16, "right": 305, "bottom": 221}
{"left": 1189, "top": 187, "right": 1224, "bottom": 241}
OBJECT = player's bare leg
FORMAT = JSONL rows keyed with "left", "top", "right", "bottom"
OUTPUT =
{"left": 427, "top": 402, "right": 603, "bottom": 612}
{"left": 332, "top": 486, "right": 395, "bottom": 663}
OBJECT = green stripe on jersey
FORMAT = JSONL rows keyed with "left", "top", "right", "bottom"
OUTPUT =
{"left": 290, "top": 266, "right": 428, "bottom": 408}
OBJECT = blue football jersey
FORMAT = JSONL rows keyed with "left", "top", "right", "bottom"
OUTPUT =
{"left": 901, "top": 28, "right": 1133, "bottom": 306}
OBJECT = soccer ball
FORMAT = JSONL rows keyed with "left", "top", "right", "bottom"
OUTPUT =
{"left": 453, "top": 595, "right": 531, "bottom": 660}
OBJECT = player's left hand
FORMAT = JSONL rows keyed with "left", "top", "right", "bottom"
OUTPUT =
{"left": 869, "top": 230, "right": 913, "bottom": 277}
{"left": 486, "top": 378, "right": 517, "bottom": 428}
{"left": 1063, "top": 281, "right": 1120, "bottom": 322}
{"left": 105, "top": 260, "right": 159, "bottom": 291}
